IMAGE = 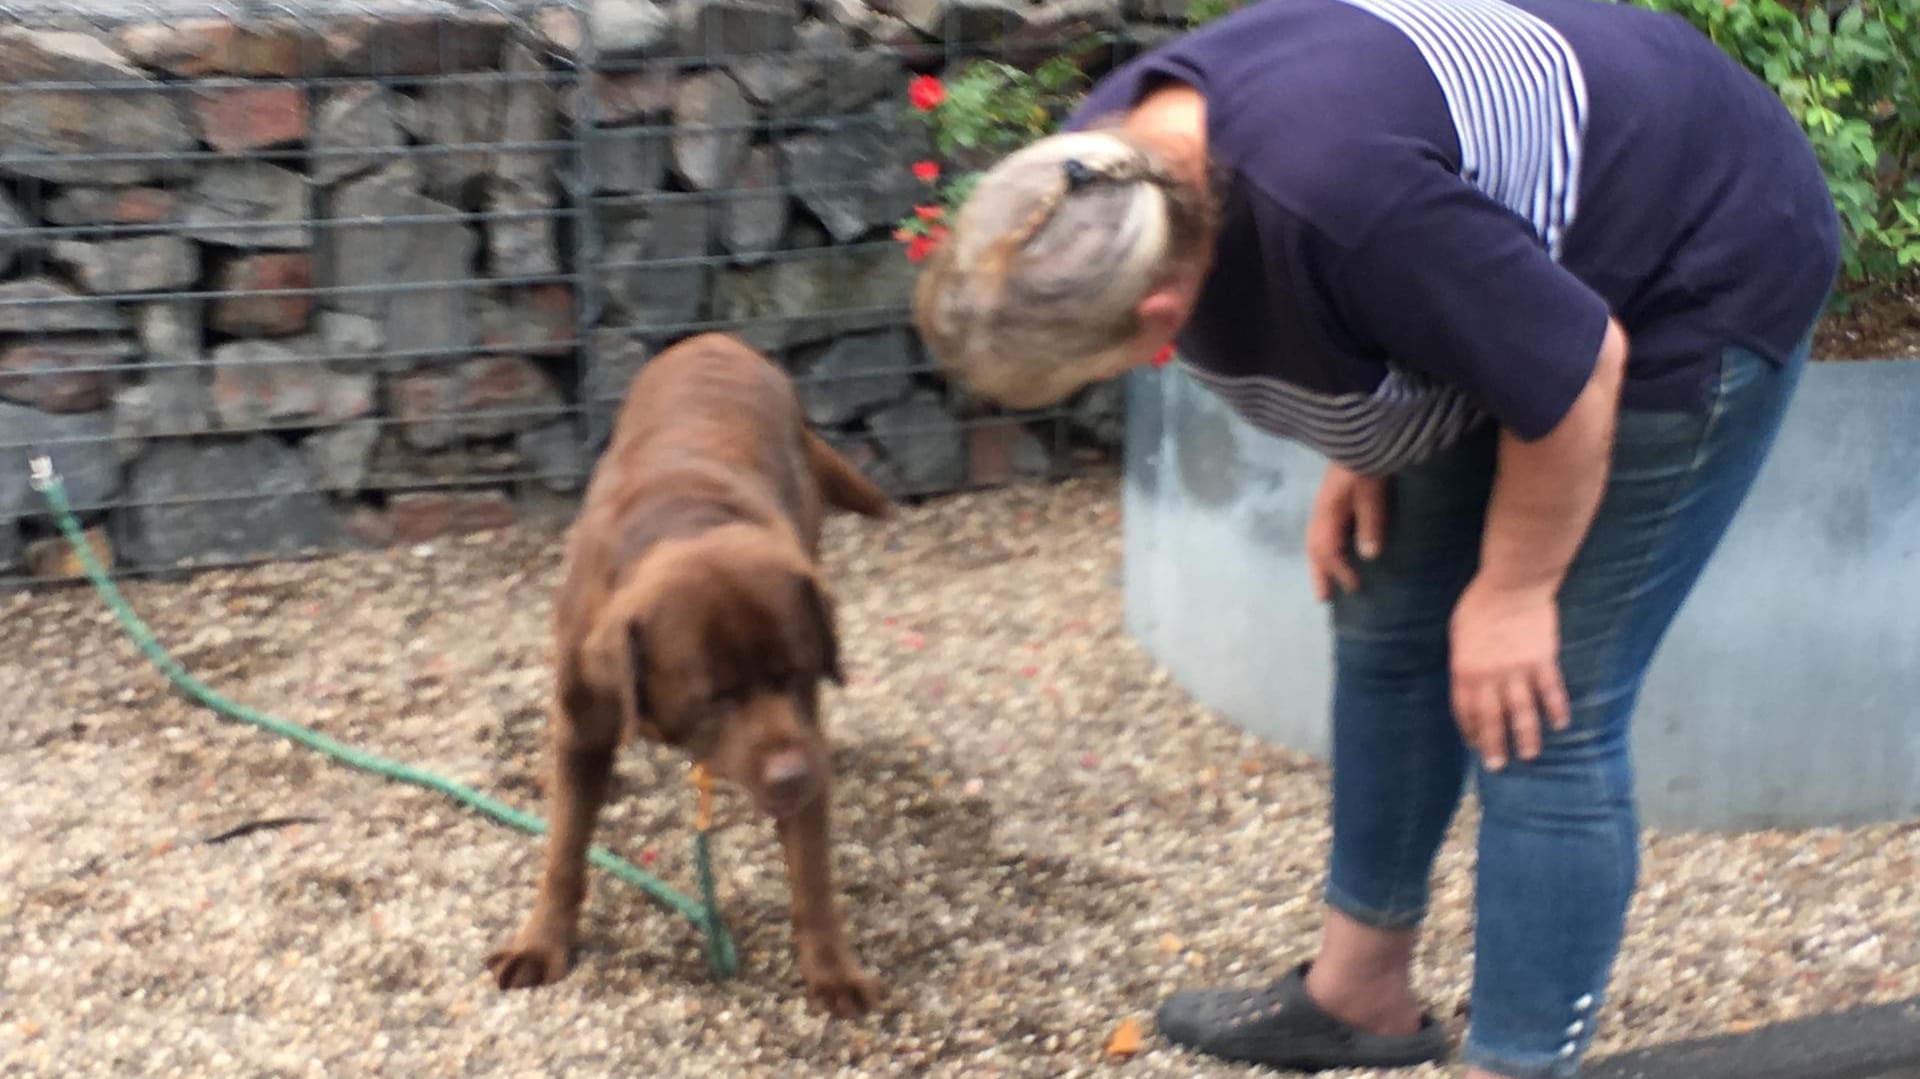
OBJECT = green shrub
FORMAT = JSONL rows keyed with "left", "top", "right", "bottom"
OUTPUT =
{"left": 893, "top": 60, "right": 1090, "bottom": 261}
{"left": 1626, "top": 0, "right": 1920, "bottom": 287}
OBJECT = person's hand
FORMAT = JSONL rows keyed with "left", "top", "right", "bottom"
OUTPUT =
{"left": 1448, "top": 578, "right": 1571, "bottom": 771}
{"left": 1306, "top": 463, "right": 1388, "bottom": 601}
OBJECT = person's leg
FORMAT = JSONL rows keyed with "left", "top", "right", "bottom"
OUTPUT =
{"left": 1463, "top": 340, "right": 1808, "bottom": 1079}
{"left": 1155, "top": 425, "right": 1499, "bottom": 1068}
{"left": 1308, "top": 429, "right": 1498, "bottom": 1031}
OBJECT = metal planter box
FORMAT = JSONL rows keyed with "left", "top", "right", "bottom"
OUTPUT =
{"left": 1122, "top": 358, "right": 1920, "bottom": 831}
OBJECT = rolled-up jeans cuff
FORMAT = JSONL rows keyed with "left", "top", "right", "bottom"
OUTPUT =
{"left": 1323, "top": 881, "right": 1427, "bottom": 931}
{"left": 1463, "top": 1039, "right": 1588, "bottom": 1079}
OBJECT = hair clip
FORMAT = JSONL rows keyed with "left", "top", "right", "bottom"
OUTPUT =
{"left": 1062, "top": 158, "right": 1096, "bottom": 190}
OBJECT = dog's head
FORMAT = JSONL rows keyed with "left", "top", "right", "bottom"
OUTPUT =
{"left": 583, "top": 526, "right": 842, "bottom": 819}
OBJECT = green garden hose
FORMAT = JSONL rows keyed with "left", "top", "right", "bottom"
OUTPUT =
{"left": 27, "top": 457, "right": 738, "bottom": 981}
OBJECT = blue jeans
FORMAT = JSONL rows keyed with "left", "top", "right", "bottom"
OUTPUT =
{"left": 1323, "top": 337, "right": 1808, "bottom": 1077}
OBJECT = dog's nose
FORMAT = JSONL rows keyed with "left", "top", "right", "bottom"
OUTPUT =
{"left": 760, "top": 747, "right": 815, "bottom": 813}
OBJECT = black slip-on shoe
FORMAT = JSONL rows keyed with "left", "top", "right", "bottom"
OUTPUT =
{"left": 1155, "top": 962, "right": 1451, "bottom": 1072}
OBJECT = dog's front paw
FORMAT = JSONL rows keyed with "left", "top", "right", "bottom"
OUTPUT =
{"left": 486, "top": 936, "right": 570, "bottom": 991}
{"left": 801, "top": 949, "right": 886, "bottom": 1018}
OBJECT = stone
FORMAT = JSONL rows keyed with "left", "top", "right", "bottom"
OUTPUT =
{"left": 212, "top": 254, "right": 316, "bottom": 337}
{"left": 22, "top": 525, "right": 113, "bottom": 582}
{"left": 722, "top": 145, "right": 788, "bottom": 263}
{"left": 585, "top": 127, "right": 668, "bottom": 194}
{"left": 534, "top": 8, "right": 584, "bottom": 56}
{"left": 318, "top": 311, "right": 385, "bottom": 362}
{"left": 725, "top": 19, "right": 833, "bottom": 111}
{"left": 207, "top": 341, "right": 375, "bottom": 431}
{"left": 120, "top": 437, "right": 345, "bottom": 568}
{"left": 820, "top": 0, "right": 880, "bottom": 35}
{"left": 823, "top": 0, "right": 923, "bottom": 52}
{"left": 389, "top": 356, "right": 563, "bottom": 450}
{"left": 44, "top": 187, "right": 178, "bottom": 227}
{"left": 670, "top": 71, "right": 754, "bottom": 192}
{"left": 1069, "top": 380, "right": 1126, "bottom": 446}
{"left": 115, "top": 19, "right": 316, "bottom": 77}
{"left": 110, "top": 381, "right": 209, "bottom": 462}
{"left": 1125, "top": 0, "right": 1190, "bottom": 20}
{"left": 569, "top": 70, "right": 677, "bottom": 126}
{"left": 586, "top": 329, "right": 649, "bottom": 446}
{"left": 727, "top": 21, "right": 903, "bottom": 116}
{"left": 193, "top": 85, "right": 309, "bottom": 153}
{"left": 782, "top": 106, "right": 929, "bottom": 242}
{"left": 891, "top": 0, "right": 1031, "bottom": 39}
{"left": 345, "top": 504, "right": 394, "bottom": 547}
{"left": 489, "top": 45, "right": 561, "bottom": 279}
{"left": 489, "top": 184, "right": 560, "bottom": 279}
{"left": 325, "top": 165, "right": 480, "bottom": 363}
{"left": 137, "top": 300, "right": 201, "bottom": 364}
{"left": 867, "top": 391, "right": 966, "bottom": 493}
{"left": 798, "top": 329, "right": 914, "bottom": 425}
{"left": 52, "top": 237, "right": 199, "bottom": 295}
{"left": 1012, "top": 0, "right": 1126, "bottom": 62}
{"left": 400, "top": 79, "right": 504, "bottom": 198}
{"left": 677, "top": 0, "right": 803, "bottom": 55}
{"left": 967, "top": 422, "right": 1053, "bottom": 486}
{"left": 129, "top": 301, "right": 214, "bottom": 443}
{"left": 593, "top": 0, "right": 675, "bottom": 57}
{"left": 0, "top": 190, "right": 30, "bottom": 275}
{"left": 301, "top": 419, "right": 382, "bottom": 494}
{"left": 366, "top": 434, "right": 523, "bottom": 489}
{"left": 477, "top": 286, "right": 575, "bottom": 359}
{"left": 712, "top": 245, "right": 914, "bottom": 352}
{"left": 0, "top": 402, "right": 122, "bottom": 520}
{"left": 600, "top": 204, "right": 711, "bottom": 331}
{"left": 181, "top": 163, "right": 312, "bottom": 249}
{"left": 517, "top": 420, "right": 586, "bottom": 492}
{"left": 498, "top": 43, "right": 559, "bottom": 190}
{"left": 0, "top": 279, "right": 129, "bottom": 335}
{"left": 310, "top": 85, "right": 407, "bottom": 185}
{"left": 0, "top": 29, "right": 199, "bottom": 184}
{"left": 385, "top": 490, "right": 516, "bottom": 543}
{"left": 0, "top": 338, "right": 138, "bottom": 413}
{"left": 322, "top": 14, "right": 510, "bottom": 77}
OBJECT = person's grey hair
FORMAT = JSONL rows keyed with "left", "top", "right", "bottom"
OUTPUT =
{"left": 911, "top": 128, "right": 1216, "bottom": 410}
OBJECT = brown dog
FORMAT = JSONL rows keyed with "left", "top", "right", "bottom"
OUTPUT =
{"left": 486, "top": 332, "right": 891, "bottom": 1016}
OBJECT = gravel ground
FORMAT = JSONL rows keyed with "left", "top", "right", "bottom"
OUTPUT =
{"left": 3, "top": 470, "right": 1915, "bottom": 1079}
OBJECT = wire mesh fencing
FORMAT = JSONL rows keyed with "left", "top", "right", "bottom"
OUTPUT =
{"left": 0, "top": 0, "right": 1169, "bottom": 587}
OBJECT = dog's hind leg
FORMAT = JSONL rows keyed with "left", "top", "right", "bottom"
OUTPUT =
{"left": 487, "top": 715, "right": 617, "bottom": 991}
{"left": 775, "top": 779, "right": 885, "bottom": 1017}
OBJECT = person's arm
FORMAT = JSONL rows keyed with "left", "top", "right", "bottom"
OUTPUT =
{"left": 1477, "top": 319, "right": 1627, "bottom": 595}
{"left": 1322, "top": 166, "right": 1623, "bottom": 769}
{"left": 1448, "top": 318, "right": 1627, "bottom": 769}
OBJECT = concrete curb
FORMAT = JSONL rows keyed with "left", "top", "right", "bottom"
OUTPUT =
{"left": 1585, "top": 998, "right": 1920, "bottom": 1079}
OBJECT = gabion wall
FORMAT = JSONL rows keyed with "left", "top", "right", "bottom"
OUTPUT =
{"left": 0, "top": 0, "right": 1179, "bottom": 585}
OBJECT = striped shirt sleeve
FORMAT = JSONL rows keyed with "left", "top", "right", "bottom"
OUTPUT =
{"left": 1324, "top": 166, "right": 1614, "bottom": 442}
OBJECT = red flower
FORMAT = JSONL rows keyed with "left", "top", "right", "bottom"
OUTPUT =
{"left": 912, "top": 160, "right": 941, "bottom": 183}
{"left": 906, "top": 235, "right": 936, "bottom": 263}
{"left": 1151, "top": 343, "right": 1176, "bottom": 368}
{"left": 909, "top": 75, "right": 945, "bottom": 111}
{"left": 914, "top": 204, "right": 945, "bottom": 222}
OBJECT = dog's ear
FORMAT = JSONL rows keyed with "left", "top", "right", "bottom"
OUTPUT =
{"left": 793, "top": 572, "right": 843, "bottom": 685}
{"left": 582, "top": 612, "right": 660, "bottom": 738}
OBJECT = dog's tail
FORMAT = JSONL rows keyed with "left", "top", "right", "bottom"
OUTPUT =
{"left": 804, "top": 429, "right": 893, "bottom": 518}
